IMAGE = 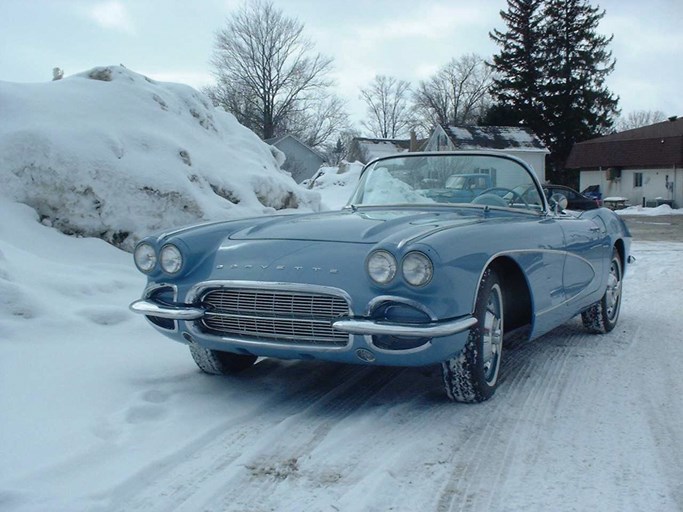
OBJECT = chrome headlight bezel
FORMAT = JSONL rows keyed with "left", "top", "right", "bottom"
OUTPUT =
{"left": 367, "top": 250, "right": 397, "bottom": 285}
{"left": 402, "top": 251, "right": 433, "bottom": 287}
{"left": 159, "top": 244, "right": 183, "bottom": 275}
{"left": 134, "top": 242, "right": 157, "bottom": 273}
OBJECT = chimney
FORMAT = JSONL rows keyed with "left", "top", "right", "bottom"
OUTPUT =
{"left": 410, "top": 130, "right": 418, "bottom": 152}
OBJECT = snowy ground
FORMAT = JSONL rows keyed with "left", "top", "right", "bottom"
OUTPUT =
{"left": 1, "top": 198, "right": 682, "bottom": 512}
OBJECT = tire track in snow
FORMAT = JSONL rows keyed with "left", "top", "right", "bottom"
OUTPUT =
{"left": 196, "top": 366, "right": 407, "bottom": 512}
{"left": 447, "top": 301, "right": 673, "bottom": 512}
{"left": 98, "top": 361, "right": 362, "bottom": 511}
{"left": 214, "top": 366, "right": 457, "bottom": 512}
{"left": 101, "top": 363, "right": 405, "bottom": 512}
{"left": 435, "top": 323, "right": 604, "bottom": 512}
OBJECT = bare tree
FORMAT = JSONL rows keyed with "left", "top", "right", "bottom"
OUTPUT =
{"left": 359, "top": 75, "right": 414, "bottom": 138}
{"left": 413, "top": 54, "right": 494, "bottom": 129}
{"left": 278, "top": 92, "right": 349, "bottom": 148}
{"left": 209, "top": 0, "right": 335, "bottom": 142}
{"left": 616, "top": 110, "right": 667, "bottom": 131}
{"left": 203, "top": 80, "right": 259, "bottom": 130}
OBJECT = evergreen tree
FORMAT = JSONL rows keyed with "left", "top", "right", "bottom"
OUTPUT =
{"left": 542, "top": 0, "right": 619, "bottom": 173}
{"left": 334, "top": 137, "right": 344, "bottom": 158}
{"left": 489, "top": 0, "right": 545, "bottom": 136}
{"left": 490, "top": 0, "right": 619, "bottom": 181}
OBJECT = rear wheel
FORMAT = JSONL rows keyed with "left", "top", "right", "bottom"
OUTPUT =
{"left": 581, "top": 249, "right": 622, "bottom": 334}
{"left": 442, "top": 268, "right": 504, "bottom": 403}
{"left": 189, "top": 344, "right": 257, "bottom": 375}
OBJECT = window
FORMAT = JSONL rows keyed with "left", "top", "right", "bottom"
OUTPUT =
{"left": 634, "top": 172, "right": 643, "bottom": 188}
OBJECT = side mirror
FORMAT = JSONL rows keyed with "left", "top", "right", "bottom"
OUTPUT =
{"left": 549, "top": 193, "right": 569, "bottom": 213}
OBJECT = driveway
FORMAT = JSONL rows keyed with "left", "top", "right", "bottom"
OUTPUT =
{"left": 620, "top": 214, "right": 683, "bottom": 242}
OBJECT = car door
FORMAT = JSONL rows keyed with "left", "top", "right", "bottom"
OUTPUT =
{"left": 555, "top": 212, "right": 609, "bottom": 304}
{"left": 561, "top": 188, "right": 579, "bottom": 208}
{"left": 563, "top": 188, "right": 590, "bottom": 210}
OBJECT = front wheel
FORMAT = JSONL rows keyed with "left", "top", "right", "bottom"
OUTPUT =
{"left": 442, "top": 268, "right": 504, "bottom": 403}
{"left": 189, "top": 344, "right": 257, "bottom": 375}
{"left": 581, "top": 249, "right": 623, "bottom": 333}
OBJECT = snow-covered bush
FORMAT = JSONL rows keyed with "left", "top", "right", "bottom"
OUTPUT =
{"left": 0, "top": 65, "right": 320, "bottom": 250}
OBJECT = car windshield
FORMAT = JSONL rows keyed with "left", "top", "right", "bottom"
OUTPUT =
{"left": 348, "top": 153, "right": 545, "bottom": 212}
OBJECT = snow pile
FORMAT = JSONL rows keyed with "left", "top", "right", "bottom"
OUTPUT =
{"left": 0, "top": 65, "right": 320, "bottom": 250}
{"left": 305, "top": 160, "right": 363, "bottom": 210}
{"left": 361, "top": 167, "right": 434, "bottom": 205}
{"left": 616, "top": 204, "right": 683, "bottom": 216}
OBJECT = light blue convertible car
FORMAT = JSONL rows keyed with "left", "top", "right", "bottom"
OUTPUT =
{"left": 130, "top": 152, "right": 632, "bottom": 402}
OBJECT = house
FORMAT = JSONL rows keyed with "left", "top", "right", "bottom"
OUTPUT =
{"left": 264, "top": 134, "right": 326, "bottom": 183}
{"left": 423, "top": 125, "right": 549, "bottom": 182}
{"left": 566, "top": 117, "right": 683, "bottom": 208}
{"left": 347, "top": 137, "right": 412, "bottom": 164}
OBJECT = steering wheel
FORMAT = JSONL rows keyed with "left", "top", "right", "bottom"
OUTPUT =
{"left": 473, "top": 187, "right": 530, "bottom": 209}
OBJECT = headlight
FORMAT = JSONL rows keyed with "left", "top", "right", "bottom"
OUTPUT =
{"left": 159, "top": 244, "right": 183, "bottom": 274}
{"left": 134, "top": 243, "right": 157, "bottom": 273}
{"left": 402, "top": 251, "right": 433, "bottom": 286}
{"left": 367, "top": 250, "right": 397, "bottom": 284}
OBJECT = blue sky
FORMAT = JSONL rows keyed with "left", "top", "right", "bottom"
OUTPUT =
{"left": 2, "top": 0, "right": 682, "bottom": 126}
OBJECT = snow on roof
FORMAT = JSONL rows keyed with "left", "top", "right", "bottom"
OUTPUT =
{"left": 352, "top": 137, "right": 412, "bottom": 162}
{"left": 264, "top": 133, "right": 326, "bottom": 161}
{"left": 0, "top": 65, "right": 320, "bottom": 250}
{"left": 443, "top": 125, "right": 548, "bottom": 152}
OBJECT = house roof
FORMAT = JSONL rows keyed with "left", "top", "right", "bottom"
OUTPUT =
{"left": 566, "top": 116, "right": 683, "bottom": 169}
{"left": 263, "top": 133, "right": 325, "bottom": 160}
{"left": 440, "top": 125, "right": 548, "bottom": 152}
{"left": 353, "top": 137, "right": 412, "bottom": 159}
{"left": 352, "top": 136, "right": 428, "bottom": 162}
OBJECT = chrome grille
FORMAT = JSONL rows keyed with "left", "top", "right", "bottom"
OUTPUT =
{"left": 199, "top": 288, "right": 350, "bottom": 346}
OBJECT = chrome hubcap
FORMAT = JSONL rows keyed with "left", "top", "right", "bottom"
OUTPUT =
{"left": 482, "top": 284, "right": 503, "bottom": 385}
{"left": 605, "top": 258, "right": 622, "bottom": 321}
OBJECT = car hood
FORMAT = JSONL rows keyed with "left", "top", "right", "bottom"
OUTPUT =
{"left": 228, "top": 209, "right": 483, "bottom": 244}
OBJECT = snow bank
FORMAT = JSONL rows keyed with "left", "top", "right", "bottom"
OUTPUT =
{"left": 0, "top": 66, "right": 320, "bottom": 250}
{"left": 305, "top": 160, "right": 363, "bottom": 210}
{"left": 616, "top": 204, "right": 683, "bottom": 216}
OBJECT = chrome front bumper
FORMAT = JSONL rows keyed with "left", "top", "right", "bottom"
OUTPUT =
{"left": 332, "top": 317, "right": 477, "bottom": 337}
{"left": 129, "top": 298, "right": 477, "bottom": 338}
{"left": 129, "top": 299, "right": 204, "bottom": 320}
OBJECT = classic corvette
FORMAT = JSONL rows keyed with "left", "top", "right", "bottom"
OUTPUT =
{"left": 130, "top": 152, "right": 632, "bottom": 402}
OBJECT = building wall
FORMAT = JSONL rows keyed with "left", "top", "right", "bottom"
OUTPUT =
{"left": 275, "top": 137, "right": 325, "bottom": 183}
{"left": 580, "top": 167, "right": 681, "bottom": 208}
{"left": 423, "top": 127, "right": 547, "bottom": 182}
{"left": 510, "top": 152, "right": 546, "bottom": 183}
